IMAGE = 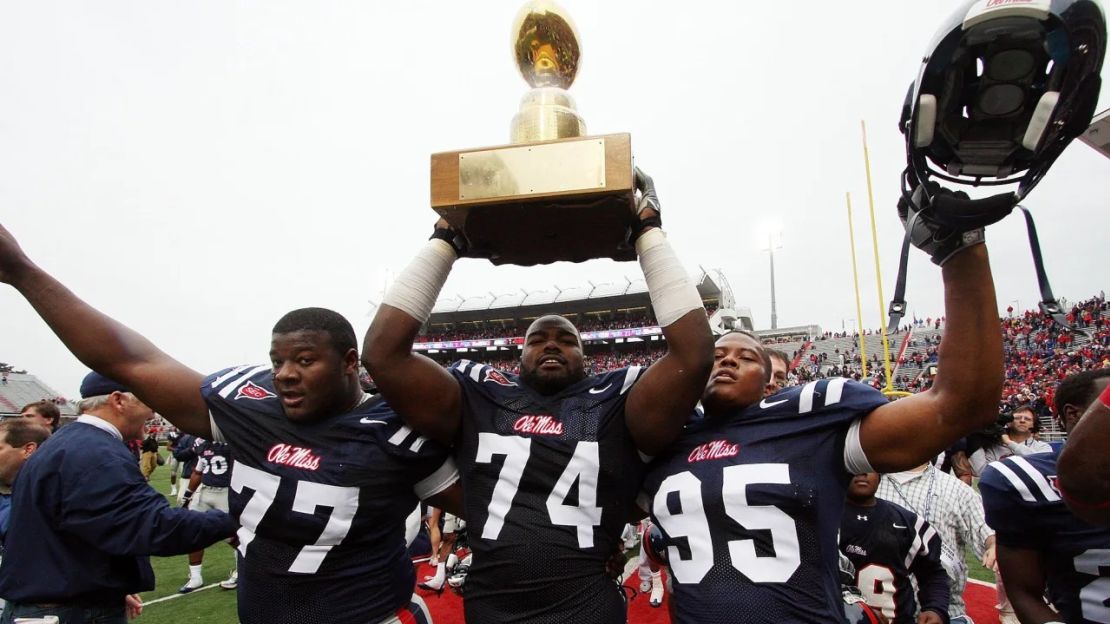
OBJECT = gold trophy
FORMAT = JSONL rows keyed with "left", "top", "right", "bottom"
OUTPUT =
{"left": 430, "top": 1, "right": 636, "bottom": 265}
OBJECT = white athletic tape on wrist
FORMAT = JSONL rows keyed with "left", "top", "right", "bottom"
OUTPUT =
{"left": 381, "top": 239, "right": 457, "bottom": 324}
{"left": 636, "top": 228, "right": 702, "bottom": 327}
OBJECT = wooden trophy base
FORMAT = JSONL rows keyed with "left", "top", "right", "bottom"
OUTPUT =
{"left": 431, "top": 133, "right": 635, "bottom": 265}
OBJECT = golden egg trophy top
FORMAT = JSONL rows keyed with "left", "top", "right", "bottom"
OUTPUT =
{"left": 510, "top": 1, "right": 587, "bottom": 143}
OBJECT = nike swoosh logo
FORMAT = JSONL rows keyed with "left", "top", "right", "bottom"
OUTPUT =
{"left": 589, "top": 383, "right": 613, "bottom": 394}
{"left": 759, "top": 398, "right": 788, "bottom": 409}
{"left": 359, "top": 418, "right": 388, "bottom": 425}
{"left": 892, "top": 523, "right": 907, "bottom": 529}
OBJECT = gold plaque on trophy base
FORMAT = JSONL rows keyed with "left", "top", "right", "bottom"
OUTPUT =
{"left": 431, "top": 132, "right": 635, "bottom": 265}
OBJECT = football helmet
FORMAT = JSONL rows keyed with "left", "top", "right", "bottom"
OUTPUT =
{"left": 641, "top": 521, "right": 670, "bottom": 567}
{"left": 890, "top": 0, "right": 1106, "bottom": 330}
{"left": 903, "top": 0, "right": 1105, "bottom": 194}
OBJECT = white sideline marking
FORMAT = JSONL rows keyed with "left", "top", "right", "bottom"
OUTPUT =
{"left": 967, "top": 577, "right": 997, "bottom": 588}
{"left": 143, "top": 582, "right": 221, "bottom": 606}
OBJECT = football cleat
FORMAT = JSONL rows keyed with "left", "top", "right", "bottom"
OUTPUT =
{"left": 447, "top": 564, "right": 469, "bottom": 589}
{"left": 648, "top": 571, "right": 664, "bottom": 607}
{"left": 177, "top": 578, "right": 204, "bottom": 593}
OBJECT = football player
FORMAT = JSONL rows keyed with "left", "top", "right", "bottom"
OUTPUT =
{"left": 178, "top": 438, "right": 238, "bottom": 593}
{"left": 420, "top": 506, "right": 464, "bottom": 592}
{"left": 363, "top": 169, "right": 715, "bottom": 623}
{"left": 840, "top": 472, "right": 949, "bottom": 624}
{"left": 980, "top": 369, "right": 1110, "bottom": 624}
{"left": 0, "top": 223, "right": 461, "bottom": 624}
{"left": 639, "top": 227, "right": 1003, "bottom": 622}
{"left": 1057, "top": 374, "right": 1110, "bottom": 527}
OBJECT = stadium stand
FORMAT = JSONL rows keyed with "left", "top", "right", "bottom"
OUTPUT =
{"left": 413, "top": 270, "right": 749, "bottom": 371}
{"left": 406, "top": 287, "right": 1108, "bottom": 439}
{"left": 0, "top": 369, "right": 77, "bottom": 421}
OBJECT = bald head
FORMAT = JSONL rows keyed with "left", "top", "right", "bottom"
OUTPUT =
{"left": 526, "top": 315, "right": 580, "bottom": 345}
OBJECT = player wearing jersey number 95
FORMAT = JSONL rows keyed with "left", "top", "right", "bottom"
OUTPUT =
{"left": 641, "top": 207, "right": 1005, "bottom": 622}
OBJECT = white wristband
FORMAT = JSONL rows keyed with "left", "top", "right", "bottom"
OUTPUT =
{"left": 636, "top": 228, "right": 703, "bottom": 327}
{"left": 380, "top": 239, "right": 456, "bottom": 324}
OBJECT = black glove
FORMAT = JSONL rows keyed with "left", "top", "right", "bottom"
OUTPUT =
{"left": 631, "top": 167, "right": 663, "bottom": 242}
{"left": 898, "top": 183, "right": 989, "bottom": 266}
{"left": 430, "top": 224, "right": 469, "bottom": 257}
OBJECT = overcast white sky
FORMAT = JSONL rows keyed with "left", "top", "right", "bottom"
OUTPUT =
{"left": 2, "top": 0, "right": 1108, "bottom": 398}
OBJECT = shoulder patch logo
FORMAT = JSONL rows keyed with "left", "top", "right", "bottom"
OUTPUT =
{"left": 483, "top": 369, "right": 518, "bottom": 387}
{"left": 1048, "top": 474, "right": 1061, "bottom": 497}
{"left": 235, "top": 381, "right": 277, "bottom": 401}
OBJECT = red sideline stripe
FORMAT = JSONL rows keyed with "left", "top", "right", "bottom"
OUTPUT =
{"left": 417, "top": 560, "right": 1002, "bottom": 624}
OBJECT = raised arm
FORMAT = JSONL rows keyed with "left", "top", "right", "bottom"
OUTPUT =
{"left": 859, "top": 244, "right": 1003, "bottom": 472}
{"left": 0, "top": 224, "right": 210, "bottom": 437}
{"left": 623, "top": 169, "right": 714, "bottom": 456}
{"left": 362, "top": 223, "right": 463, "bottom": 446}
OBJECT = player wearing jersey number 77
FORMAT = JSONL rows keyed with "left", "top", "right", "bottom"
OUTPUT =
{"left": 639, "top": 236, "right": 1003, "bottom": 622}
{"left": 0, "top": 222, "right": 462, "bottom": 624}
{"left": 364, "top": 168, "right": 715, "bottom": 623}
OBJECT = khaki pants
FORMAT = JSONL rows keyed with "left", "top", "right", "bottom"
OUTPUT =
{"left": 140, "top": 451, "right": 158, "bottom": 480}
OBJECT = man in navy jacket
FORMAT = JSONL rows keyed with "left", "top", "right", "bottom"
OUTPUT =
{"left": 0, "top": 372, "right": 235, "bottom": 624}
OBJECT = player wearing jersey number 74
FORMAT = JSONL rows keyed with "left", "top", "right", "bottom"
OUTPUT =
{"left": 364, "top": 168, "right": 715, "bottom": 623}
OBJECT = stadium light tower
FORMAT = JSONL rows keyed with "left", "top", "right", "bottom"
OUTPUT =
{"left": 758, "top": 221, "right": 784, "bottom": 330}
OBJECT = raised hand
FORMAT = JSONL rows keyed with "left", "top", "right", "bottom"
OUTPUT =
{"left": 634, "top": 167, "right": 661, "bottom": 222}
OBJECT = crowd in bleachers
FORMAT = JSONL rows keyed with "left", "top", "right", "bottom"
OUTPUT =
{"left": 999, "top": 296, "right": 1109, "bottom": 419}
{"left": 815, "top": 317, "right": 945, "bottom": 342}
{"left": 428, "top": 295, "right": 1109, "bottom": 422}
{"left": 447, "top": 345, "right": 669, "bottom": 377}
{"left": 417, "top": 306, "right": 721, "bottom": 344}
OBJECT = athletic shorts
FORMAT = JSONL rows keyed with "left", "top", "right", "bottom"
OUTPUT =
{"left": 191, "top": 486, "right": 230, "bottom": 514}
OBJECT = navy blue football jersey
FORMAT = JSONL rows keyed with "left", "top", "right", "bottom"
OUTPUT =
{"left": 449, "top": 360, "right": 646, "bottom": 624}
{"left": 981, "top": 450, "right": 1110, "bottom": 624}
{"left": 840, "top": 499, "right": 949, "bottom": 623}
{"left": 194, "top": 440, "right": 234, "bottom": 488}
{"left": 202, "top": 365, "right": 458, "bottom": 624}
{"left": 642, "top": 378, "right": 889, "bottom": 623}
{"left": 171, "top": 434, "right": 202, "bottom": 475}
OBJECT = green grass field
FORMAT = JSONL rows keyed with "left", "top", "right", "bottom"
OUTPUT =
{"left": 966, "top": 548, "right": 996, "bottom": 583}
{"left": 140, "top": 465, "right": 239, "bottom": 623}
